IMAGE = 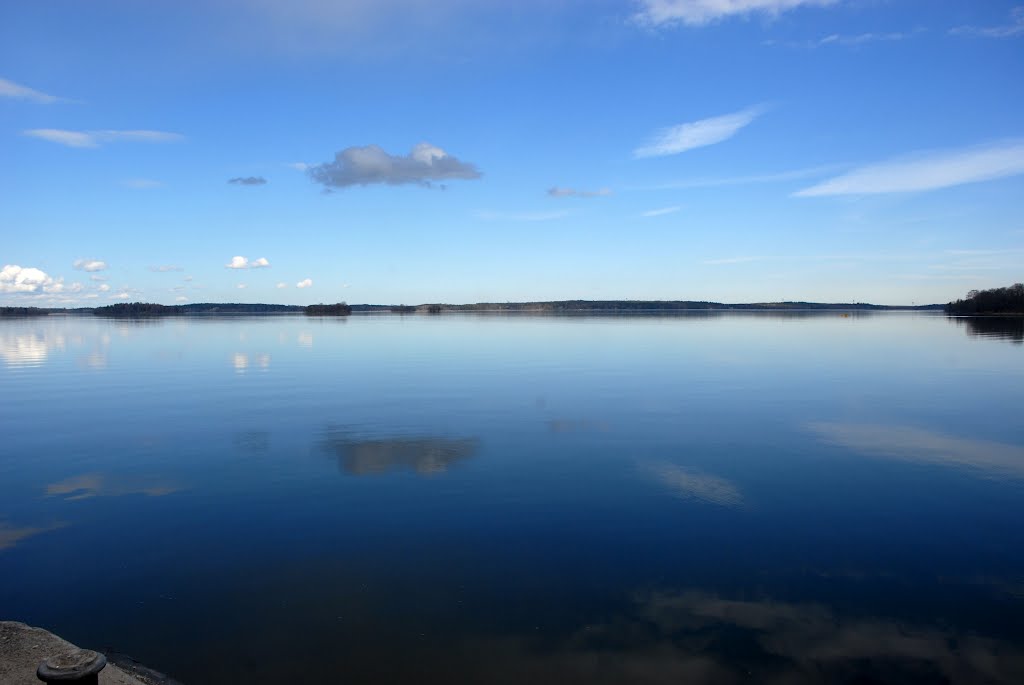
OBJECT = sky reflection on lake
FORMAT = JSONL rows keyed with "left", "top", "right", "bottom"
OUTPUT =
{"left": 0, "top": 312, "right": 1022, "bottom": 683}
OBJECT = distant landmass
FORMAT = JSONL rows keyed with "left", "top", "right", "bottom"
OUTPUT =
{"left": 945, "top": 284, "right": 1024, "bottom": 315}
{"left": 1, "top": 300, "right": 950, "bottom": 318}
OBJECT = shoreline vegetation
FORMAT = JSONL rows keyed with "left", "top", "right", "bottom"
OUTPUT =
{"left": 0, "top": 300, "right": 953, "bottom": 318}
{"left": 944, "top": 284, "right": 1024, "bottom": 315}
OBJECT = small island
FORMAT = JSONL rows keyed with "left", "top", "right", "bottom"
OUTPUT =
{"left": 305, "top": 302, "right": 353, "bottom": 316}
{"left": 946, "top": 284, "right": 1024, "bottom": 315}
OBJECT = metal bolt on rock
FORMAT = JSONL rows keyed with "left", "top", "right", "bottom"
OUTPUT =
{"left": 36, "top": 648, "right": 107, "bottom": 684}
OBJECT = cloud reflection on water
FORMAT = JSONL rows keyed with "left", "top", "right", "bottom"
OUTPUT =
{"left": 807, "top": 422, "right": 1024, "bottom": 479}
{"left": 644, "top": 461, "right": 743, "bottom": 507}
{"left": 0, "top": 521, "right": 63, "bottom": 552}
{"left": 320, "top": 430, "right": 479, "bottom": 476}
{"left": 449, "top": 589, "right": 1024, "bottom": 684}
{"left": 45, "top": 473, "right": 180, "bottom": 500}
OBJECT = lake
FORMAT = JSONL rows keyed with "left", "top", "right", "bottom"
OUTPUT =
{"left": 1, "top": 312, "right": 1022, "bottom": 684}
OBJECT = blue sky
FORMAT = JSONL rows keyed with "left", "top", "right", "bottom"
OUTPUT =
{"left": 2, "top": 0, "right": 1022, "bottom": 306}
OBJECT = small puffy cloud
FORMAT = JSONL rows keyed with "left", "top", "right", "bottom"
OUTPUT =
{"left": 308, "top": 142, "right": 481, "bottom": 190}
{"left": 23, "top": 129, "right": 184, "bottom": 148}
{"left": 276, "top": 282, "right": 288, "bottom": 289}
{"left": 287, "top": 162, "right": 310, "bottom": 171}
{"left": 635, "top": 106, "right": 765, "bottom": 158}
{"left": 175, "top": 296, "right": 188, "bottom": 302}
{"left": 149, "top": 265, "right": 183, "bottom": 272}
{"left": 642, "top": 206, "right": 681, "bottom": 217}
{"left": 0, "top": 264, "right": 64, "bottom": 294}
{"left": 547, "top": 186, "right": 612, "bottom": 198}
{"left": 635, "top": 0, "right": 836, "bottom": 27}
{"left": 0, "top": 77, "right": 62, "bottom": 104}
{"left": 296, "top": 278, "right": 313, "bottom": 288}
{"left": 90, "top": 274, "right": 107, "bottom": 281}
{"left": 237, "top": 283, "right": 248, "bottom": 289}
{"left": 73, "top": 259, "right": 107, "bottom": 272}
{"left": 111, "top": 291, "right": 131, "bottom": 300}
{"left": 225, "top": 255, "right": 271, "bottom": 269}
{"left": 98, "top": 283, "right": 111, "bottom": 292}
{"left": 228, "top": 176, "right": 268, "bottom": 186}
{"left": 794, "top": 140, "right": 1024, "bottom": 196}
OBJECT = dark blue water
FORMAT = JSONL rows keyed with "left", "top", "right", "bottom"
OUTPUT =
{"left": 1, "top": 312, "right": 1022, "bottom": 684}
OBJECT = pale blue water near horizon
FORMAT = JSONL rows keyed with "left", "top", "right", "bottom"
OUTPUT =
{"left": 1, "top": 312, "right": 1023, "bottom": 684}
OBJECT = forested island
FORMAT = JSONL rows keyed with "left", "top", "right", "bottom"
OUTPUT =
{"left": 305, "top": 303, "right": 353, "bottom": 316}
{"left": 946, "top": 284, "right": 1024, "bottom": 315}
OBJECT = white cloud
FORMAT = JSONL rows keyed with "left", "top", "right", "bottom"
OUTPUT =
{"left": 645, "top": 164, "right": 837, "bottom": 190}
{"left": 0, "top": 77, "right": 62, "bottom": 104}
{"left": 476, "top": 210, "right": 570, "bottom": 222}
{"left": 635, "top": 0, "right": 836, "bottom": 27}
{"left": 122, "top": 178, "right": 164, "bottom": 189}
{"left": 237, "top": 283, "right": 248, "bottom": 289}
{"left": 308, "top": 142, "right": 481, "bottom": 189}
{"left": 175, "top": 296, "right": 188, "bottom": 302}
{"left": 73, "top": 259, "right": 107, "bottom": 272}
{"left": 225, "top": 255, "right": 270, "bottom": 269}
{"left": 98, "top": 284, "right": 111, "bottom": 292}
{"left": 296, "top": 278, "right": 313, "bottom": 288}
{"left": 642, "top": 206, "right": 681, "bottom": 217}
{"left": 287, "top": 162, "right": 310, "bottom": 171}
{"left": 950, "top": 7, "right": 1024, "bottom": 38}
{"left": 547, "top": 186, "right": 612, "bottom": 198}
{"left": 23, "top": 129, "right": 184, "bottom": 148}
{"left": 794, "top": 140, "right": 1024, "bottom": 196}
{"left": 0, "top": 265, "right": 64, "bottom": 294}
{"left": 634, "top": 106, "right": 765, "bottom": 158}
{"left": 276, "top": 282, "right": 288, "bottom": 289}
{"left": 111, "top": 291, "right": 131, "bottom": 299}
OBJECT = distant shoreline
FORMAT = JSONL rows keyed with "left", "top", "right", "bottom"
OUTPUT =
{"left": 0, "top": 300, "right": 950, "bottom": 318}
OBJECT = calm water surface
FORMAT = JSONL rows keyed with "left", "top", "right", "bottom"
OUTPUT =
{"left": 1, "top": 312, "right": 1022, "bottom": 684}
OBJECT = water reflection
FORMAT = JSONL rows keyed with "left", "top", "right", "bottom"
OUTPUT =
{"left": 232, "top": 352, "right": 271, "bottom": 372}
{"left": 807, "top": 422, "right": 1024, "bottom": 479}
{"left": 0, "top": 521, "right": 63, "bottom": 552}
{"left": 0, "top": 330, "right": 62, "bottom": 367}
{"left": 45, "top": 473, "right": 180, "bottom": 500}
{"left": 644, "top": 462, "right": 743, "bottom": 507}
{"left": 320, "top": 429, "right": 479, "bottom": 475}
{"left": 952, "top": 316, "right": 1024, "bottom": 344}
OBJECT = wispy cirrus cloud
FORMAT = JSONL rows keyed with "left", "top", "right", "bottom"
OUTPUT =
{"left": 23, "top": 129, "right": 184, "bottom": 148}
{"left": 642, "top": 206, "right": 681, "bottom": 217}
{"left": 950, "top": 7, "right": 1024, "bottom": 38}
{"left": 634, "top": 0, "right": 837, "bottom": 27}
{"left": 0, "top": 77, "right": 63, "bottom": 104}
{"left": 768, "top": 29, "right": 922, "bottom": 49}
{"left": 308, "top": 142, "right": 481, "bottom": 190}
{"left": 547, "top": 186, "right": 612, "bottom": 198}
{"left": 634, "top": 106, "right": 765, "bottom": 158}
{"left": 794, "top": 140, "right": 1024, "bottom": 196}
{"left": 228, "top": 176, "right": 267, "bottom": 186}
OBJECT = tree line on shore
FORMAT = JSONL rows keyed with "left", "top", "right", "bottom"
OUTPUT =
{"left": 946, "top": 284, "right": 1024, "bottom": 315}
